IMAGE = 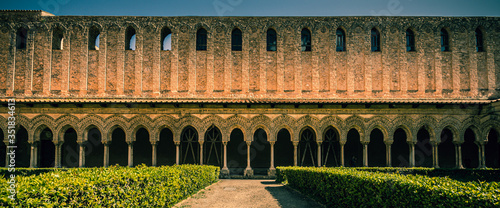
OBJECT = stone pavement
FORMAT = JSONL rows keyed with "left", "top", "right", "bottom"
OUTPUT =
{"left": 173, "top": 179, "right": 324, "bottom": 208}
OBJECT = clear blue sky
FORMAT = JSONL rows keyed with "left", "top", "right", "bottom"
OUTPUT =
{"left": 1, "top": 0, "right": 499, "bottom": 16}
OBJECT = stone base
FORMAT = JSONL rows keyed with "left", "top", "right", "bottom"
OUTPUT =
{"left": 268, "top": 168, "right": 276, "bottom": 177}
{"left": 244, "top": 168, "right": 253, "bottom": 178}
{"left": 221, "top": 168, "right": 230, "bottom": 178}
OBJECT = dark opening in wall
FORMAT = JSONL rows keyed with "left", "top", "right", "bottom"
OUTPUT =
{"left": 125, "top": 26, "right": 136, "bottom": 50}
{"left": 301, "top": 28, "right": 311, "bottom": 52}
{"left": 485, "top": 129, "right": 500, "bottom": 168}
{"left": 15, "top": 126, "right": 30, "bottom": 167}
{"left": 88, "top": 26, "right": 100, "bottom": 50}
{"left": 371, "top": 28, "right": 380, "bottom": 52}
{"left": 228, "top": 128, "right": 246, "bottom": 175}
{"left": 368, "top": 128, "right": 386, "bottom": 167}
{"left": 322, "top": 127, "right": 340, "bottom": 167}
{"left": 336, "top": 28, "right": 346, "bottom": 52}
{"left": 52, "top": 26, "right": 64, "bottom": 50}
{"left": 39, "top": 128, "right": 55, "bottom": 168}
{"left": 345, "top": 129, "right": 362, "bottom": 167}
{"left": 161, "top": 27, "right": 171, "bottom": 51}
{"left": 180, "top": 126, "right": 199, "bottom": 164}
{"left": 392, "top": 128, "right": 409, "bottom": 167}
{"left": 440, "top": 28, "right": 450, "bottom": 52}
{"left": 85, "top": 127, "right": 103, "bottom": 167}
{"left": 134, "top": 128, "right": 151, "bottom": 166}
{"left": 475, "top": 28, "right": 484, "bottom": 52}
{"left": 196, "top": 28, "right": 207, "bottom": 51}
{"left": 298, "top": 128, "right": 316, "bottom": 166}
{"left": 231, "top": 28, "right": 242, "bottom": 51}
{"left": 266, "top": 28, "right": 277, "bottom": 51}
{"left": 274, "top": 129, "right": 293, "bottom": 167}
{"left": 109, "top": 127, "right": 128, "bottom": 166}
{"left": 416, "top": 127, "right": 433, "bottom": 167}
{"left": 0, "top": 129, "right": 5, "bottom": 167}
{"left": 158, "top": 128, "right": 175, "bottom": 166}
{"left": 462, "top": 128, "right": 479, "bottom": 168}
{"left": 251, "top": 128, "right": 270, "bottom": 175}
{"left": 439, "top": 128, "right": 456, "bottom": 168}
{"left": 61, "top": 128, "right": 79, "bottom": 168}
{"left": 16, "top": 27, "right": 27, "bottom": 49}
{"left": 406, "top": 28, "right": 415, "bottom": 52}
{"left": 204, "top": 126, "right": 222, "bottom": 167}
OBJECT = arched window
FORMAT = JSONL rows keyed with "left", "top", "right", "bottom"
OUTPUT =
{"left": 125, "top": 26, "right": 136, "bottom": 50}
{"left": 371, "top": 28, "right": 380, "bottom": 52}
{"left": 16, "top": 27, "right": 27, "bottom": 49}
{"left": 406, "top": 29, "right": 415, "bottom": 51}
{"left": 475, "top": 28, "right": 484, "bottom": 52}
{"left": 267, "top": 28, "right": 277, "bottom": 51}
{"left": 440, "top": 28, "right": 449, "bottom": 52}
{"left": 301, "top": 28, "right": 311, "bottom": 52}
{"left": 336, "top": 28, "right": 346, "bottom": 52}
{"left": 231, "top": 28, "right": 242, "bottom": 51}
{"left": 89, "top": 26, "right": 100, "bottom": 50}
{"left": 161, "top": 27, "right": 171, "bottom": 51}
{"left": 52, "top": 26, "right": 64, "bottom": 50}
{"left": 196, "top": 28, "right": 207, "bottom": 51}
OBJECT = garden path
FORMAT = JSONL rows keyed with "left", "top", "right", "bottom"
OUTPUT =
{"left": 173, "top": 179, "right": 324, "bottom": 208}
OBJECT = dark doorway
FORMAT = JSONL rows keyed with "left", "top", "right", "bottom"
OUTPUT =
{"left": 392, "top": 128, "right": 409, "bottom": 167}
{"left": 251, "top": 129, "right": 270, "bottom": 175}
{"left": 180, "top": 126, "right": 199, "bottom": 164}
{"left": 462, "top": 128, "right": 479, "bottom": 168}
{"left": 61, "top": 128, "right": 79, "bottom": 168}
{"left": 227, "top": 128, "right": 246, "bottom": 175}
{"left": 344, "top": 129, "right": 362, "bottom": 167}
{"left": 368, "top": 129, "right": 386, "bottom": 167}
{"left": 204, "top": 126, "right": 223, "bottom": 167}
{"left": 39, "top": 128, "right": 55, "bottom": 168}
{"left": 485, "top": 129, "right": 500, "bottom": 168}
{"left": 322, "top": 128, "right": 340, "bottom": 167}
{"left": 439, "top": 128, "right": 455, "bottom": 168}
{"left": 133, "top": 128, "right": 151, "bottom": 166}
{"left": 15, "top": 126, "right": 30, "bottom": 167}
{"left": 415, "top": 128, "right": 433, "bottom": 167}
{"left": 298, "top": 128, "right": 317, "bottom": 167}
{"left": 158, "top": 128, "right": 175, "bottom": 166}
{"left": 85, "top": 127, "right": 103, "bottom": 167}
{"left": 109, "top": 128, "right": 128, "bottom": 166}
{"left": 274, "top": 129, "right": 294, "bottom": 167}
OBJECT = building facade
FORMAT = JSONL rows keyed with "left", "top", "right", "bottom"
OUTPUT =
{"left": 1, "top": 10, "right": 500, "bottom": 176}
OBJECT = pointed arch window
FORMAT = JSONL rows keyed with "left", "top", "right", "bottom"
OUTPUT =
{"left": 125, "top": 26, "right": 136, "bottom": 50}
{"left": 301, "top": 28, "right": 311, "bottom": 51}
{"left": 336, "top": 28, "right": 346, "bottom": 52}
{"left": 161, "top": 27, "right": 172, "bottom": 51}
{"left": 440, "top": 28, "right": 449, "bottom": 52}
{"left": 196, "top": 28, "right": 207, "bottom": 51}
{"left": 89, "top": 26, "right": 100, "bottom": 50}
{"left": 475, "top": 28, "right": 484, "bottom": 52}
{"left": 52, "top": 26, "right": 64, "bottom": 50}
{"left": 406, "top": 29, "right": 415, "bottom": 51}
{"left": 231, "top": 28, "right": 242, "bottom": 51}
{"left": 267, "top": 28, "right": 277, "bottom": 51}
{"left": 371, "top": 28, "right": 380, "bottom": 52}
{"left": 16, "top": 27, "right": 27, "bottom": 49}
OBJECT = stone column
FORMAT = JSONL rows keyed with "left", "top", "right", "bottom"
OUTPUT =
{"left": 221, "top": 141, "right": 229, "bottom": 176}
{"left": 453, "top": 141, "right": 464, "bottom": 169}
{"left": 317, "top": 142, "right": 322, "bottom": 167}
{"left": 78, "top": 142, "right": 85, "bottom": 167}
{"left": 477, "top": 141, "right": 486, "bottom": 168}
{"left": 199, "top": 141, "right": 204, "bottom": 165}
{"left": 480, "top": 142, "right": 486, "bottom": 168}
{"left": 408, "top": 141, "right": 415, "bottom": 167}
{"left": 4, "top": 141, "right": 10, "bottom": 168}
{"left": 54, "top": 142, "right": 62, "bottom": 168}
{"left": 127, "top": 142, "right": 134, "bottom": 167}
{"left": 384, "top": 141, "right": 392, "bottom": 167}
{"left": 269, "top": 141, "right": 276, "bottom": 176}
{"left": 175, "top": 141, "right": 180, "bottom": 165}
{"left": 362, "top": 142, "right": 369, "bottom": 167}
{"left": 29, "top": 142, "right": 37, "bottom": 168}
{"left": 293, "top": 141, "right": 298, "bottom": 166}
{"left": 244, "top": 141, "right": 253, "bottom": 177}
{"left": 432, "top": 141, "right": 439, "bottom": 168}
{"left": 151, "top": 141, "right": 157, "bottom": 167}
{"left": 103, "top": 142, "right": 110, "bottom": 167}
{"left": 340, "top": 141, "right": 346, "bottom": 167}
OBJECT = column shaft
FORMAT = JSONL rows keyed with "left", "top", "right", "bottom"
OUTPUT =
{"left": 199, "top": 141, "right": 204, "bottom": 165}
{"left": 363, "top": 143, "right": 368, "bottom": 167}
{"left": 29, "top": 143, "right": 36, "bottom": 168}
{"left": 175, "top": 142, "right": 180, "bottom": 165}
{"left": 317, "top": 142, "right": 322, "bottom": 167}
{"left": 103, "top": 144, "right": 109, "bottom": 167}
{"left": 409, "top": 143, "right": 415, "bottom": 167}
{"left": 293, "top": 142, "right": 298, "bottom": 166}
{"left": 340, "top": 143, "right": 345, "bottom": 167}
{"left": 128, "top": 143, "right": 133, "bottom": 167}
{"left": 270, "top": 142, "right": 275, "bottom": 169}
{"left": 152, "top": 143, "right": 157, "bottom": 167}
{"left": 79, "top": 144, "right": 85, "bottom": 167}
{"left": 385, "top": 143, "right": 392, "bottom": 167}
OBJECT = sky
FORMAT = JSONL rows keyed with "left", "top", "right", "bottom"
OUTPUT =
{"left": 1, "top": 0, "right": 500, "bottom": 17}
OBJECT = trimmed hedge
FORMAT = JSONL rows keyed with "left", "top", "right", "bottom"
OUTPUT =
{"left": 277, "top": 167, "right": 500, "bottom": 207}
{"left": 356, "top": 167, "right": 500, "bottom": 182}
{"left": 0, "top": 168, "right": 63, "bottom": 179}
{"left": 0, "top": 165, "right": 219, "bottom": 207}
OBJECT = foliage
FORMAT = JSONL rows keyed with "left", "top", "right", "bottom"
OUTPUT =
{"left": 276, "top": 166, "right": 500, "bottom": 207}
{"left": 355, "top": 167, "right": 500, "bottom": 182}
{"left": 0, "top": 165, "right": 219, "bottom": 207}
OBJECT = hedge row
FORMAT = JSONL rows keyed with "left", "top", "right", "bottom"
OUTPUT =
{"left": 0, "top": 168, "right": 64, "bottom": 179}
{"left": 0, "top": 165, "right": 219, "bottom": 207}
{"left": 356, "top": 167, "right": 500, "bottom": 182}
{"left": 277, "top": 167, "right": 500, "bottom": 207}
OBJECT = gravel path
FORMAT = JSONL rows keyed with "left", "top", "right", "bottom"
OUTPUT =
{"left": 173, "top": 179, "right": 324, "bottom": 208}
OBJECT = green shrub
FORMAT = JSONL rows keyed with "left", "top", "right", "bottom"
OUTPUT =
{"left": 0, "top": 165, "right": 219, "bottom": 207}
{"left": 277, "top": 167, "right": 500, "bottom": 207}
{"left": 0, "top": 168, "right": 63, "bottom": 179}
{"left": 356, "top": 167, "right": 500, "bottom": 182}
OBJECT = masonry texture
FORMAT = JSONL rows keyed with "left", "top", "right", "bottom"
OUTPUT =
{"left": 0, "top": 10, "right": 500, "bottom": 176}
